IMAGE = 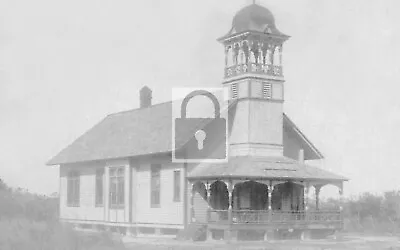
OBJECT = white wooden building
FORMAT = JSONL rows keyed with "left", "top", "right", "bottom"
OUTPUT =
{"left": 47, "top": 3, "right": 348, "bottom": 241}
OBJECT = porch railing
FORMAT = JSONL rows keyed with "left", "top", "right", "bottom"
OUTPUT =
{"left": 208, "top": 209, "right": 342, "bottom": 224}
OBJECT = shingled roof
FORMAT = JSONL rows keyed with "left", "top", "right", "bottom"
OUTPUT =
{"left": 188, "top": 156, "right": 348, "bottom": 182}
{"left": 47, "top": 100, "right": 323, "bottom": 166}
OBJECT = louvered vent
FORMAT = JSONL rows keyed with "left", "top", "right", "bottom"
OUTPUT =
{"left": 231, "top": 83, "right": 238, "bottom": 99}
{"left": 263, "top": 82, "right": 272, "bottom": 99}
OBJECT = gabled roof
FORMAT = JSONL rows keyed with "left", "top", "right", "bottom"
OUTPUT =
{"left": 47, "top": 101, "right": 175, "bottom": 166}
{"left": 283, "top": 114, "right": 324, "bottom": 160}
{"left": 188, "top": 156, "right": 348, "bottom": 182}
{"left": 47, "top": 100, "right": 323, "bottom": 165}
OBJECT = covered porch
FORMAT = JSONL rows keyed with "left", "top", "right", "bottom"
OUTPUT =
{"left": 187, "top": 156, "right": 348, "bottom": 241}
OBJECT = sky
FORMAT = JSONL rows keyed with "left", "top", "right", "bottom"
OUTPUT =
{"left": 1, "top": 0, "right": 400, "bottom": 197}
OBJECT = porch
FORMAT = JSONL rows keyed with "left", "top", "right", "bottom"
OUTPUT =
{"left": 187, "top": 156, "right": 348, "bottom": 241}
{"left": 189, "top": 180, "right": 343, "bottom": 241}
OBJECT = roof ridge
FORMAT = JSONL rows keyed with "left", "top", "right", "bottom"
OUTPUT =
{"left": 107, "top": 89, "right": 228, "bottom": 117}
{"left": 107, "top": 100, "right": 173, "bottom": 117}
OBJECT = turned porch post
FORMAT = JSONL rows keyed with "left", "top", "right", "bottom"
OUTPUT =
{"left": 268, "top": 181, "right": 274, "bottom": 221}
{"left": 339, "top": 183, "right": 344, "bottom": 218}
{"left": 189, "top": 182, "right": 195, "bottom": 222}
{"left": 224, "top": 180, "right": 235, "bottom": 242}
{"left": 315, "top": 185, "right": 321, "bottom": 211}
{"left": 304, "top": 183, "right": 310, "bottom": 211}
{"left": 227, "top": 180, "right": 233, "bottom": 224}
{"left": 205, "top": 182, "right": 212, "bottom": 222}
{"left": 339, "top": 184, "right": 344, "bottom": 211}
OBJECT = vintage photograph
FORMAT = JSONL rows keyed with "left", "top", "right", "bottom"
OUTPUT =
{"left": 1, "top": 0, "right": 399, "bottom": 249}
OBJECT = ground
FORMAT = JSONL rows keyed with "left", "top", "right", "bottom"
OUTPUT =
{"left": 121, "top": 234, "right": 400, "bottom": 250}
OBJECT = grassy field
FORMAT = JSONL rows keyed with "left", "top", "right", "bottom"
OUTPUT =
{"left": 0, "top": 217, "right": 126, "bottom": 250}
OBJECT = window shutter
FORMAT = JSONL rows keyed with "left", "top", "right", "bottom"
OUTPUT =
{"left": 231, "top": 83, "right": 238, "bottom": 99}
{"left": 263, "top": 82, "right": 272, "bottom": 99}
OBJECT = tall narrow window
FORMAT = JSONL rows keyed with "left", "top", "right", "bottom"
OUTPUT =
{"left": 173, "top": 170, "right": 181, "bottom": 202}
{"left": 263, "top": 82, "right": 272, "bottom": 99}
{"left": 110, "top": 167, "right": 125, "bottom": 208}
{"left": 95, "top": 168, "right": 104, "bottom": 207}
{"left": 151, "top": 164, "right": 161, "bottom": 207}
{"left": 67, "top": 171, "right": 80, "bottom": 207}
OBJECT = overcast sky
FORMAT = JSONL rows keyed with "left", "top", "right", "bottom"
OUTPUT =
{"left": 1, "top": 0, "right": 400, "bottom": 197}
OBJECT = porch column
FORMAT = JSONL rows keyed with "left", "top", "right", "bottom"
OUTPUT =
{"left": 339, "top": 183, "right": 344, "bottom": 230}
{"left": 225, "top": 180, "right": 234, "bottom": 242}
{"left": 104, "top": 166, "right": 110, "bottom": 222}
{"left": 304, "top": 183, "right": 310, "bottom": 211}
{"left": 265, "top": 181, "right": 275, "bottom": 241}
{"left": 205, "top": 182, "right": 212, "bottom": 240}
{"left": 189, "top": 182, "right": 195, "bottom": 223}
{"left": 268, "top": 181, "right": 274, "bottom": 222}
{"left": 339, "top": 183, "right": 344, "bottom": 211}
{"left": 315, "top": 185, "right": 321, "bottom": 211}
{"left": 205, "top": 182, "right": 212, "bottom": 223}
{"left": 227, "top": 180, "right": 233, "bottom": 224}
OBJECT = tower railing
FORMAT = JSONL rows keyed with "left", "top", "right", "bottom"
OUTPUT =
{"left": 225, "top": 62, "right": 283, "bottom": 78}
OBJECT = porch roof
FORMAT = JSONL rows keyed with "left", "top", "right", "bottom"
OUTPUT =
{"left": 187, "top": 156, "right": 348, "bottom": 182}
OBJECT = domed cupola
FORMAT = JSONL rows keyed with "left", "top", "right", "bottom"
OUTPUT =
{"left": 228, "top": 4, "right": 285, "bottom": 37}
{"left": 218, "top": 3, "right": 289, "bottom": 80}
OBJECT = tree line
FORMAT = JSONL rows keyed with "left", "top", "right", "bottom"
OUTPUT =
{"left": 313, "top": 190, "right": 400, "bottom": 233}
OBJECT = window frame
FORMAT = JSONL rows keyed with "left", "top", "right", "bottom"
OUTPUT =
{"left": 95, "top": 168, "right": 104, "bottom": 207}
{"left": 150, "top": 164, "right": 161, "bottom": 208}
{"left": 109, "top": 167, "right": 125, "bottom": 209}
{"left": 173, "top": 170, "right": 181, "bottom": 202}
{"left": 67, "top": 170, "right": 80, "bottom": 207}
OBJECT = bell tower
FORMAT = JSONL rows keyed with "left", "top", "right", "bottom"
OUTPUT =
{"left": 219, "top": 3, "right": 290, "bottom": 157}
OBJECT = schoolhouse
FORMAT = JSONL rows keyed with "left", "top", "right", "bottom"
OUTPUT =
{"left": 47, "top": 2, "right": 348, "bottom": 241}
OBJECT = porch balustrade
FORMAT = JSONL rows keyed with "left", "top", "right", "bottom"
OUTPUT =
{"left": 208, "top": 209, "right": 342, "bottom": 224}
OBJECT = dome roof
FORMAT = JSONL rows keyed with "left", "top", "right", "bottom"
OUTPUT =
{"left": 222, "top": 4, "right": 286, "bottom": 39}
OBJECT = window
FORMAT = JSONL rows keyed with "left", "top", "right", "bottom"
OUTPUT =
{"left": 173, "top": 170, "right": 181, "bottom": 202}
{"left": 231, "top": 83, "right": 238, "bottom": 99}
{"left": 263, "top": 82, "right": 272, "bottom": 99}
{"left": 110, "top": 167, "right": 125, "bottom": 208}
{"left": 95, "top": 169, "right": 104, "bottom": 206}
{"left": 151, "top": 164, "right": 161, "bottom": 207}
{"left": 67, "top": 171, "right": 80, "bottom": 207}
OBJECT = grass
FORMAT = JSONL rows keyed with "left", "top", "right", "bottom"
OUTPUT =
{"left": 121, "top": 232, "right": 400, "bottom": 250}
{"left": 0, "top": 217, "right": 125, "bottom": 250}
{"left": 1, "top": 218, "right": 399, "bottom": 250}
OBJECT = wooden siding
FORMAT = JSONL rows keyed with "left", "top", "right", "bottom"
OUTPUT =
{"left": 229, "top": 100, "right": 250, "bottom": 144}
{"left": 237, "top": 80, "right": 249, "bottom": 98}
{"left": 250, "top": 80, "right": 263, "bottom": 98}
{"left": 59, "top": 162, "right": 104, "bottom": 221}
{"left": 135, "top": 162, "right": 185, "bottom": 226}
{"left": 249, "top": 101, "right": 283, "bottom": 146}
{"left": 283, "top": 125, "right": 303, "bottom": 161}
{"left": 272, "top": 82, "right": 283, "bottom": 100}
